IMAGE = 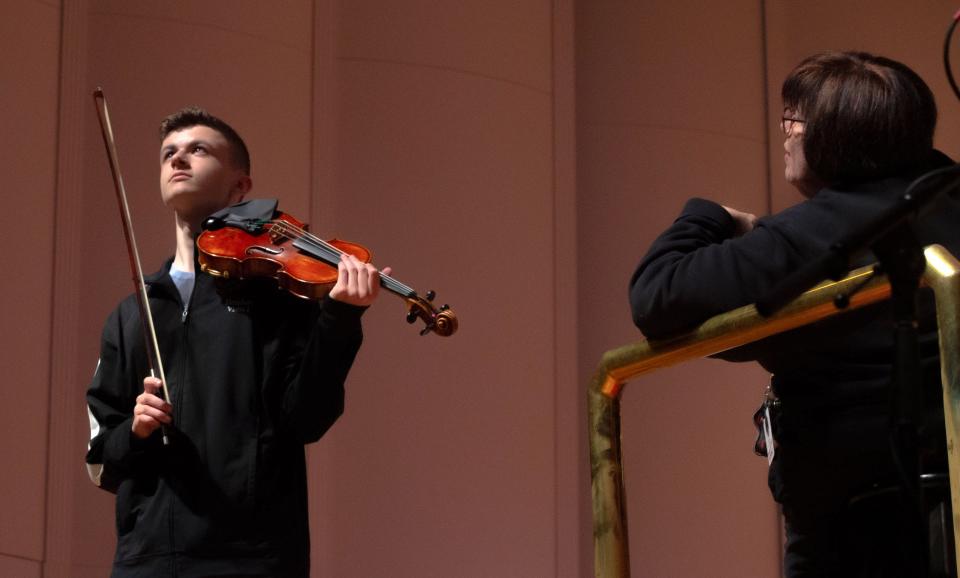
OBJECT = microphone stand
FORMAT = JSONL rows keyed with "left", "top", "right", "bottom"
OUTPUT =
{"left": 873, "top": 223, "right": 927, "bottom": 576}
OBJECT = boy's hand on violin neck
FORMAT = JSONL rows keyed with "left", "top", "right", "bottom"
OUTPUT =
{"left": 329, "top": 253, "right": 392, "bottom": 307}
{"left": 132, "top": 376, "right": 172, "bottom": 439}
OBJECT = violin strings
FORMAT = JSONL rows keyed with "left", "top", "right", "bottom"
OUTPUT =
{"left": 271, "top": 220, "right": 341, "bottom": 260}
{"left": 267, "top": 219, "right": 418, "bottom": 298}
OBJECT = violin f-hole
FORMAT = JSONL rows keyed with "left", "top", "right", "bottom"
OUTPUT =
{"left": 246, "top": 245, "right": 283, "bottom": 256}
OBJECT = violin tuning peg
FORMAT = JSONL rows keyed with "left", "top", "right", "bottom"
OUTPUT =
{"left": 440, "top": 304, "right": 450, "bottom": 312}
{"left": 426, "top": 290, "right": 436, "bottom": 302}
{"left": 406, "top": 311, "right": 418, "bottom": 324}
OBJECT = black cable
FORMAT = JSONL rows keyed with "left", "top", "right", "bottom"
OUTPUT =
{"left": 943, "top": 9, "right": 960, "bottom": 102}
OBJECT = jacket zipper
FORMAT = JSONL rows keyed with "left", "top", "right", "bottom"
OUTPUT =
{"left": 169, "top": 277, "right": 193, "bottom": 565}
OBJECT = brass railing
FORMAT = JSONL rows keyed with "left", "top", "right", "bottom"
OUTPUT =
{"left": 589, "top": 245, "right": 960, "bottom": 577}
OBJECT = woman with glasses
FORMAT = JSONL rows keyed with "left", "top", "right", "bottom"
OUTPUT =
{"left": 630, "top": 51, "right": 960, "bottom": 577}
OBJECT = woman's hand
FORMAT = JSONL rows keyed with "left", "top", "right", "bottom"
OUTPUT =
{"left": 722, "top": 205, "right": 758, "bottom": 236}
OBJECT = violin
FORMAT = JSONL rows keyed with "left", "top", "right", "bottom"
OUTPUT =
{"left": 196, "top": 201, "right": 458, "bottom": 337}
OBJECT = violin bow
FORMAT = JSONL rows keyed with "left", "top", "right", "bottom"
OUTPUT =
{"left": 93, "top": 88, "right": 171, "bottom": 445}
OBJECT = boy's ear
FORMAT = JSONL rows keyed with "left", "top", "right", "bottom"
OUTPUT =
{"left": 230, "top": 174, "right": 252, "bottom": 204}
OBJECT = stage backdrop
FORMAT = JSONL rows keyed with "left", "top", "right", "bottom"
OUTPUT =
{"left": 2, "top": 0, "right": 959, "bottom": 576}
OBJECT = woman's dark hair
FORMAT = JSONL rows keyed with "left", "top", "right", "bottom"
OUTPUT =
{"left": 159, "top": 107, "right": 251, "bottom": 175}
{"left": 782, "top": 51, "right": 936, "bottom": 185}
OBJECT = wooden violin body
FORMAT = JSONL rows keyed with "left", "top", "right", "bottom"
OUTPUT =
{"left": 198, "top": 212, "right": 366, "bottom": 300}
{"left": 197, "top": 211, "right": 458, "bottom": 337}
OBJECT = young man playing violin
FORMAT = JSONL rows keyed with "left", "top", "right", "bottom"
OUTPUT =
{"left": 85, "top": 107, "right": 388, "bottom": 578}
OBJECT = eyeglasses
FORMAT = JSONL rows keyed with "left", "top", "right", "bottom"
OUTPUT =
{"left": 780, "top": 116, "right": 806, "bottom": 135}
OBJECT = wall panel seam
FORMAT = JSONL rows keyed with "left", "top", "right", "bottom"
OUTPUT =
{"left": 44, "top": 0, "right": 88, "bottom": 574}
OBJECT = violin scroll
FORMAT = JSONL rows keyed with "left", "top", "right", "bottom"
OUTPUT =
{"left": 406, "top": 293, "right": 458, "bottom": 337}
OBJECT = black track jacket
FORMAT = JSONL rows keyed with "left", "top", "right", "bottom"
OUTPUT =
{"left": 86, "top": 259, "right": 365, "bottom": 577}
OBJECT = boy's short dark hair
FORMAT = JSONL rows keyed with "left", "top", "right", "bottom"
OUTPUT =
{"left": 159, "top": 107, "right": 251, "bottom": 174}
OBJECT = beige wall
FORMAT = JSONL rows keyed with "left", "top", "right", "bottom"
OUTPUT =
{"left": 0, "top": 1, "right": 59, "bottom": 576}
{"left": 2, "top": 0, "right": 959, "bottom": 576}
{"left": 311, "top": 1, "right": 578, "bottom": 576}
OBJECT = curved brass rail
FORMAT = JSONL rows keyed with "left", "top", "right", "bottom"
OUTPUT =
{"left": 589, "top": 245, "right": 960, "bottom": 577}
